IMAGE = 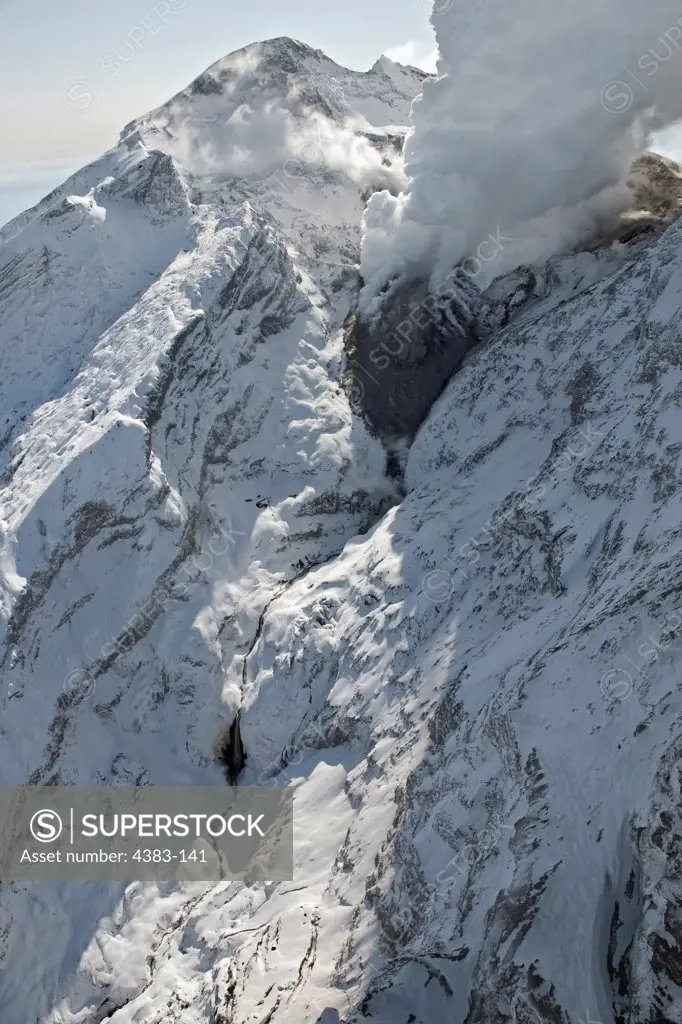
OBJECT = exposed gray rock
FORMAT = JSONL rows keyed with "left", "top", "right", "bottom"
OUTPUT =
{"left": 344, "top": 276, "right": 480, "bottom": 443}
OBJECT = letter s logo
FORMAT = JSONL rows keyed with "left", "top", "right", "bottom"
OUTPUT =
{"left": 30, "top": 809, "right": 63, "bottom": 843}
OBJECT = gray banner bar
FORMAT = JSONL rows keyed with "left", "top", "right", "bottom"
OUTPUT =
{"left": 0, "top": 787, "right": 293, "bottom": 881}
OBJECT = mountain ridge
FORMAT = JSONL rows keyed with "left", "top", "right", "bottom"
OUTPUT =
{"left": 2, "top": 35, "right": 682, "bottom": 1024}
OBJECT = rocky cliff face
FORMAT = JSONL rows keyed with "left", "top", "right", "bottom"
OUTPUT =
{"left": 2, "top": 35, "right": 682, "bottom": 1024}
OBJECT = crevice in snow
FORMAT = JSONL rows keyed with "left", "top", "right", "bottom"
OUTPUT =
{"left": 215, "top": 712, "right": 246, "bottom": 784}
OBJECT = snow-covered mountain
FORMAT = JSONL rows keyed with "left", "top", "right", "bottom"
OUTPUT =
{"left": 2, "top": 34, "right": 682, "bottom": 1024}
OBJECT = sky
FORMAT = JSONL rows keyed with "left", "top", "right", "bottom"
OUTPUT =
{"left": 2, "top": 0, "right": 682, "bottom": 232}
{"left": 0, "top": 0, "right": 436, "bottom": 227}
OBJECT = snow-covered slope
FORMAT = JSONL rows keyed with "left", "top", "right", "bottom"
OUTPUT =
{"left": 3, "top": 34, "right": 682, "bottom": 1024}
{"left": 0, "top": 36, "right": 423, "bottom": 1023}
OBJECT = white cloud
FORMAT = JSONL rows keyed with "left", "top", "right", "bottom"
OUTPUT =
{"left": 651, "top": 121, "right": 682, "bottom": 162}
{"left": 164, "top": 87, "right": 405, "bottom": 193}
{"left": 361, "top": 0, "right": 682, "bottom": 313}
{"left": 384, "top": 39, "right": 438, "bottom": 73}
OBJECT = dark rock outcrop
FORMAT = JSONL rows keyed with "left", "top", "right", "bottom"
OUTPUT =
{"left": 344, "top": 276, "right": 480, "bottom": 443}
{"left": 216, "top": 714, "right": 246, "bottom": 784}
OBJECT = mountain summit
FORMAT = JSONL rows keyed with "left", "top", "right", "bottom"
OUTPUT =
{"left": 2, "top": 36, "right": 682, "bottom": 1024}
